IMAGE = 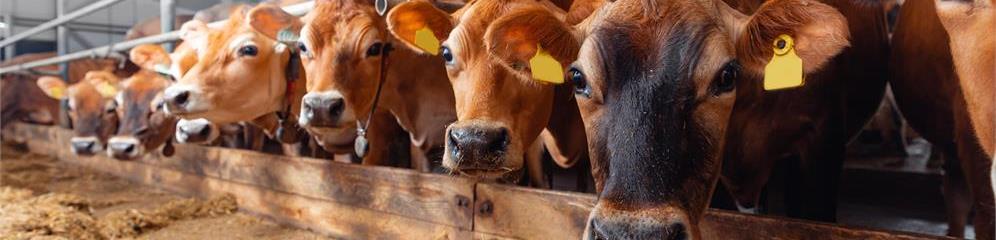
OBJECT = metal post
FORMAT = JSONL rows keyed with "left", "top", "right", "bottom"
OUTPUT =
{"left": 3, "top": 1, "right": 15, "bottom": 60}
{"left": 160, "top": 0, "right": 175, "bottom": 52}
{"left": 56, "top": 0, "right": 71, "bottom": 128}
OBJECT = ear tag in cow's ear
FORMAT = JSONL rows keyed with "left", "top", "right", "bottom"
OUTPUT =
{"left": 154, "top": 64, "right": 172, "bottom": 76}
{"left": 375, "top": 0, "right": 388, "bottom": 16}
{"left": 529, "top": 45, "right": 564, "bottom": 84}
{"left": 763, "top": 34, "right": 804, "bottom": 91}
{"left": 96, "top": 82, "right": 118, "bottom": 98}
{"left": 47, "top": 87, "right": 66, "bottom": 100}
{"left": 414, "top": 26, "right": 440, "bottom": 55}
{"left": 277, "top": 27, "right": 300, "bottom": 46}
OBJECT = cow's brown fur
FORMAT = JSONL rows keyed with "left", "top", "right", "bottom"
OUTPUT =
{"left": 387, "top": 0, "right": 590, "bottom": 185}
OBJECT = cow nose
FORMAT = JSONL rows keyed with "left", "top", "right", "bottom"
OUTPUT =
{"left": 587, "top": 218, "right": 688, "bottom": 240}
{"left": 447, "top": 125, "right": 509, "bottom": 167}
{"left": 70, "top": 138, "right": 98, "bottom": 155}
{"left": 164, "top": 88, "right": 190, "bottom": 111}
{"left": 108, "top": 141, "right": 137, "bottom": 159}
{"left": 301, "top": 94, "right": 345, "bottom": 127}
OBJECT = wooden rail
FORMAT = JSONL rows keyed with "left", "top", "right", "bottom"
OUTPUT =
{"left": 6, "top": 123, "right": 952, "bottom": 240}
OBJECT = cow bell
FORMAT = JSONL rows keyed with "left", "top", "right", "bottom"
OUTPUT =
{"left": 354, "top": 135, "right": 369, "bottom": 158}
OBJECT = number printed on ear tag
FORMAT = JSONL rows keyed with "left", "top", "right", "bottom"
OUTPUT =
{"left": 414, "top": 26, "right": 440, "bottom": 55}
{"left": 763, "top": 34, "right": 804, "bottom": 91}
{"left": 529, "top": 45, "right": 564, "bottom": 84}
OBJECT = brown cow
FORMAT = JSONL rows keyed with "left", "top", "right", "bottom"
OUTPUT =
{"left": 386, "top": 0, "right": 590, "bottom": 184}
{"left": 483, "top": 0, "right": 859, "bottom": 237}
{"left": 934, "top": 2, "right": 995, "bottom": 236}
{"left": 104, "top": 45, "right": 179, "bottom": 160}
{"left": 246, "top": 0, "right": 455, "bottom": 170}
{"left": 889, "top": 0, "right": 995, "bottom": 238}
{"left": 36, "top": 71, "right": 122, "bottom": 156}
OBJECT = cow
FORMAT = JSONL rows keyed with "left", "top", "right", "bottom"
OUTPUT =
{"left": 244, "top": 0, "right": 455, "bottom": 170}
{"left": 933, "top": 1, "right": 995, "bottom": 236}
{"left": 35, "top": 71, "right": 122, "bottom": 156}
{"left": 889, "top": 0, "right": 994, "bottom": 238}
{"left": 385, "top": 0, "right": 591, "bottom": 185}
{"left": 478, "top": 0, "right": 885, "bottom": 237}
{"left": 103, "top": 45, "right": 179, "bottom": 160}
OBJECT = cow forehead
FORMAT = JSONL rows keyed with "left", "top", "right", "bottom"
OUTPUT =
{"left": 306, "top": 2, "right": 381, "bottom": 50}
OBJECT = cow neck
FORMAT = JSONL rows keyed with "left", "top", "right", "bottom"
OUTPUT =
{"left": 271, "top": 47, "right": 304, "bottom": 144}
{"left": 354, "top": 42, "right": 394, "bottom": 157}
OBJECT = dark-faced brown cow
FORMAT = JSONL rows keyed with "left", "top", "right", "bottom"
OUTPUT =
{"left": 104, "top": 45, "right": 180, "bottom": 160}
{"left": 36, "top": 71, "right": 122, "bottom": 156}
{"left": 483, "top": 0, "right": 884, "bottom": 238}
{"left": 890, "top": 0, "right": 994, "bottom": 238}
{"left": 246, "top": 0, "right": 456, "bottom": 170}
{"left": 386, "top": 0, "right": 590, "bottom": 184}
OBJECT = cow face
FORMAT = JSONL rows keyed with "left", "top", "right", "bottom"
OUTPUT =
{"left": 387, "top": 0, "right": 569, "bottom": 181}
{"left": 489, "top": 0, "right": 849, "bottom": 238}
{"left": 37, "top": 72, "right": 121, "bottom": 156}
{"left": 162, "top": 8, "right": 300, "bottom": 125}
{"left": 105, "top": 45, "right": 178, "bottom": 160}
{"left": 936, "top": 0, "right": 995, "bottom": 155}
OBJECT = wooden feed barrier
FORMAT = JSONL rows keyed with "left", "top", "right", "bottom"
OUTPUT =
{"left": 6, "top": 123, "right": 953, "bottom": 239}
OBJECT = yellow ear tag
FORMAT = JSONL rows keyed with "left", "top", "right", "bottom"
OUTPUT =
{"left": 763, "top": 34, "right": 804, "bottom": 91}
{"left": 96, "top": 82, "right": 117, "bottom": 98}
{"left": 48, "top": 87, "right": 66, "bottom": 100}
{"left": 529, "top": 45, "right": 564, "bottom": 84}
{"left": 414, "top": 26, "right": 440, "bottom": 55}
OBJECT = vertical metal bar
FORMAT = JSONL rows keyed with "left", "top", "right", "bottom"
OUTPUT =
{"left": 160, "top": 0, "right": 175, "bottom": 52}
{"left": 3, "top": 1, "right": 16, "bottom": 60}
{"left": 56, "top": 0, "right": 71, "bottom": 128}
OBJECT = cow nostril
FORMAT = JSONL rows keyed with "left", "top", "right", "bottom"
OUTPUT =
{"left": 124, "top": 144, "right": 135, "bottom": 154}
{"left": 487, "top": 128, "right": 509, "bottom": 153}
{"left": 173, "top": 91, "right": 190, "bottom": 106}
{"left": 198, "top": 125, "right": 212, "bottom": 136}
{"left": 328, "top": 98, "right": 344, "bottom": 118}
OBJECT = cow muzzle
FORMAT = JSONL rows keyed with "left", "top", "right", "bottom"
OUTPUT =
{"left": 70, "top": 136, "right": 103, "bottom": 156}
{"left": 175, "top": 118, "right": 219, "bottom": 144}
{"left": 162, "top": 85, "right": 206, "bottom": 116}
{"left": 584, "top": 204, "right": 694, "bottom": 240}
{"left": 107, "top": 136, "right": 143, "bottom": 160}
{"left": 444, "top": 122, "right": 512, "bottom": 176}
{"left": 299, "top": 91, "right": 349, "bottom": 128}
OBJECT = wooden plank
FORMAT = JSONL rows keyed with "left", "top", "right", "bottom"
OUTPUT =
{"left": 14, "top": 123, "right": 475, "bottom": 229}
{"left": 14, "top": 125, "right": 470, "bottom": 239}
{"left": 473, "top": 183, "right": 953, "bottom": 240}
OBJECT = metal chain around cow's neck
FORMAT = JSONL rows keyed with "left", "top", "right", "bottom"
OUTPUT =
{"left": 355, "top": 42, "right": 394, "bottom": 157}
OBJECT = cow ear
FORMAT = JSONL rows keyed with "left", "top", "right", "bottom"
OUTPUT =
{"left": 37, "top": 76, "right": 68, "bottom": 100}
{"left": 129, "top": 44, "right": 171, "bottom": 72}
{"left": 732, "top": 0, "right": 849, "bottom": 75}
{"left": 83, "top": 71, "right": 120, "bottom": 98}
{"left": 386, "top": 1, "right": 453, "bottom": 55}
{"left": 248, "top": 3, "right": 303, "bottom": 41}
{"left": 485, "top": 8, "right": 579, "bottom": 84}
{"left": 179, "top": 20, "right": 208, "bottom": 44}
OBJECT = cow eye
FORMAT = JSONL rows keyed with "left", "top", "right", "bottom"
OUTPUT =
{"left": 569, "top": 67, "right": 590, "bottom": 98}
{"left": 712, "top": 61, "right": 739, "bottom": 96}
{"left": 367, "top": 42, "right": 383, "bottom": 57}
{"left": 441, "top": 46, "right": 455, "bottom": 65}
{"left": 297, "top": 42, "right": 308, "bottom": 53}
{"left": 238, "top": 45, "right": 258, "bottom": 57}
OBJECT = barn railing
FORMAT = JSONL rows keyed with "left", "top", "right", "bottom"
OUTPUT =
{"left": 0, "top": 1, "right": 315, "bottom": 74}
{"left": 5, "top": 123, "right": 953, "bottom": 240}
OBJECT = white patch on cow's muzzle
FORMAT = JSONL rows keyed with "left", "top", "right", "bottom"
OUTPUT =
{"left": 70, "top": 136, "right": 103, "bottom": 155}
{"left": 107, "top": 136, "right": 144, "bottom": 159}
{"left": 298, "top": 90, "right": 355, "bottom": 128}
{"left": 734, "top": 201, "right": 759, "bottom": 214}
{"left": 162, "top": 84, "right": 210, "bottom": 115}
{"left": 175, "top": 118, "right": 219, "bottom": 144}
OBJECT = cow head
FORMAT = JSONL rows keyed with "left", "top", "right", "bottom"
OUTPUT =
{"left": 936, "top": 0, "right": 995, "bottom": 155}
{"left": 162, "top": 7, "right": 304, "bottom": 126}
{"left": 104, "top": 45, "right": 179, "bottom": 160}
{"left": 489, "top": 0, "right": 849, "bottom": 238}
{"left": 387, "top": 0, "right": 574, "bottom": 181}
{"left": 37, "top": 71, "right": 121, "bottom": 155}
